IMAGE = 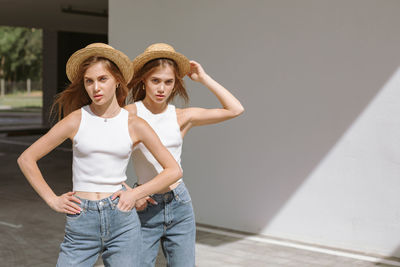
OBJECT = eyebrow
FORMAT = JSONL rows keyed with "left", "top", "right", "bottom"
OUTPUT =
{"left": 150, "top": 76, "right": 174, "bottom": 80}
{"left": 84, "top": 74, "right": 109, "bottom": 79}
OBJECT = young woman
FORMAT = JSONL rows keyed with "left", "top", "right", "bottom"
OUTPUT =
{"left": 17, "top": 43, "right": 182, "bottom": 267}
{"left": 126, "top": 43, "right": 244, "bottom": 267}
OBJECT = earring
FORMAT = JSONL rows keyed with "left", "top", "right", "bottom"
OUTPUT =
{"left": 142, "top": 84, "right": 145, "bottom": 90}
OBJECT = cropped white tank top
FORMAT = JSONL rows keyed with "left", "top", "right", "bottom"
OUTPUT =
{"left": 72, "top": 105, "right": 133, "bottom": 192}
{"left": 132, "top": 101, "right": 183, "bottom": 184}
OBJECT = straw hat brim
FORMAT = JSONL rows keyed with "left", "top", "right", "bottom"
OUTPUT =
{"left": 66, "top": 47, "right": 133, "bottom": 83}
{"left": 132, "top": 50, "right": 190, "bottom": 78}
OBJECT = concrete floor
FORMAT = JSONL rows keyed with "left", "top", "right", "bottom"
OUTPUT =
{"left": 1, "top": 133, "right": 399, "bottom": 267}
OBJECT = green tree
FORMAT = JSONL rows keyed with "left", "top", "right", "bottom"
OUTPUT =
{"left": 0, "top": 26, "right": 42, "bottom": 82}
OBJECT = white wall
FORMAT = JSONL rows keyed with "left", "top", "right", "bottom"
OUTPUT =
{"left": 111, "top": 0, "right": 400, "bottom": 257}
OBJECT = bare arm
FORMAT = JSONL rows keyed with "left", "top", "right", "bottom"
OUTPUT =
{"left": 17, "top": 110, "right": 82, "bottom": 214}
{"left": 179, "top": 60, "right": 244, "bottom": 136}
{"left": 113, "top": 116, "right": 182, "bottom": 210}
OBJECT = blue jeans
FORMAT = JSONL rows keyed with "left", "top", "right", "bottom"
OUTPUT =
{"left": 56, "top": 195, "right": 141, "bottom": 267}
{"left": 138, "top": 182, "right": 196, "bottom": 267}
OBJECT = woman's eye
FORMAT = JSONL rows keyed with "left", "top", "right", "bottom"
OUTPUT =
{"left": 166, "top": 80, "right": 174, "bottom": 85}
{"left": 85, "top": 79, "right": 93, "bottom": 84}
{"left": 100, "top": 77, "right": 108, "bottom": 81}
{"left": 152, "top": 79, "right": 159, "bottom": 83}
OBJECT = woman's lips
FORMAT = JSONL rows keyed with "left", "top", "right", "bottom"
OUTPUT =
{"left": 94, "top": 94, "right": 103, "bottom": 100}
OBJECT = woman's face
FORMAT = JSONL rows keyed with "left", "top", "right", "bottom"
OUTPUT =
{"left": 84, "top": 62, "right": 118, "bottom": 105}
{"left": 143, "top": 65, "right": 175, "bottom": 104}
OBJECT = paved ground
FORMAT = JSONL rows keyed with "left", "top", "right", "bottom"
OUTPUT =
{"left": 0, "top": 110, "right": 45, "bottom": 134}
{"left": 0, "top": 133, "right": 399, "bottom": 267}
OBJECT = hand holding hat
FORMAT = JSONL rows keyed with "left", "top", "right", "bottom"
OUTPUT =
{"left": 187, "top": 60, "right": 208, "bottom": 83}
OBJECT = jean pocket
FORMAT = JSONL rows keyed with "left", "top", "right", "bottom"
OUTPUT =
{"left": 175, "top": 189, "right": 192, "bottom": 204}
{"left": 66, "top": 210, "right": 84, "bottom": 220}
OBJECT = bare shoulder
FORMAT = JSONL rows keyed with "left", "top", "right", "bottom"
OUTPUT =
{"left": 61, "top": 109, "right": 82, "bottom": 138}
{"left": 66, "top": 108, "right": 82, "bottom": 121}
{"left": 40, "top": 108, "right": 81, "bottom": 142}
{"left": 128, "top": 114, "right": 147, "bottom": 129}
{"left": 124, "top": 103, "right": 137, "bottom": 116}
{"left": 128, "top": 114, "right": 154, "bottom": 144}
{"left": 57, "top": 109, "right": 81, "bottom": 130}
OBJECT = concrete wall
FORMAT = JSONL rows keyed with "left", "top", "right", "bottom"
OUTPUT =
{"left": 111, "top": 0, "right": 400, "bottom": 257}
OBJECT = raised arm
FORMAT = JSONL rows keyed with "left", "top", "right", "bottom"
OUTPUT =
{"left": 17, "top": 110, "right": 82, "bottom": 214}
{"left": 179, "top": 60, "right": 244, "bottom": 135}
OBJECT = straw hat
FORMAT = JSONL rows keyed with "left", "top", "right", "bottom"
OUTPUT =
{"left": 66, "top": 43, "right": 133, "bottom": 83}
{"left": 132, "top": 43, "right": 190, "bottom": 78}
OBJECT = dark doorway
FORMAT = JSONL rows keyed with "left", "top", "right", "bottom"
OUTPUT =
{"left": 57, "top": 31, "right": 107, "bottom": 94}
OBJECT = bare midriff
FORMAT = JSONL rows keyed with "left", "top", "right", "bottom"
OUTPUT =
{"left": 75, "top": 191, "right": 114, "bottom": 200}
{"left": 75, "top": 180, "right": 182, "bottom": 200}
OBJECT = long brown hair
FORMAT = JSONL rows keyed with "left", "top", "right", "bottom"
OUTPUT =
{"left": 51, "top": 57, "right": 129, "bottom": 120}
{"left": 127, "top": 58, "right": 189, "bottom": 104}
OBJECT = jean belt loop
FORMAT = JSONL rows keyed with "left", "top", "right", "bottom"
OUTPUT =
{"left": 105, "top": 196, "right": 113, "bottom": 209}
{"left": 172, "top": 186, "right": 180, "bottom": 200}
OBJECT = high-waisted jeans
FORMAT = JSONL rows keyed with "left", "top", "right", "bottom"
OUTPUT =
{"left": 137, "top": 182, "right": 196, "bottom": 267}
{"left": 56, "top": 194, "right": 141, "bottom": 267}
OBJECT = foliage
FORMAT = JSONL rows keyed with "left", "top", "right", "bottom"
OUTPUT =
{"left": 0, "top": 26, "right": 42, "bottom": 81}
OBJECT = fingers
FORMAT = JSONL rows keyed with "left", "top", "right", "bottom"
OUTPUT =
{"left": 188, "top": 73, "right": 199, "bottom": 81}
{"left": 136, "top": 202, "right": 147, "bottom": 211}
{"left": 136, "top": 196, "right": 157, "bottom": 211}
{"left": 146, "top": 197, "right": 158, "bottom": 205}
{"left": 64, "top": 206, "right": 79, "bottom": 215}
{"left": 65, "top": 201, "right": 81, "bottom": 214}
{"left": 116, "top": 191, "right": 135, "bottom": 211}
{"left": 64, "top": 193, "right": 81, "bottom": 213}
{"left": 117, "top": 200, "right": 132, "bottom": 212}
{"left": 69, "top": 195, "right": 81, "bottom": 204}
{"left": 111, "top": 190, "right": 122, "bottom": 200}
{"left": 57, "top": 193, "right": 82, "bottom": 214}
{"left": 66, "top": 201, "right": 82, "bottom": 213}
{"left": 188, "top": 61, "right": 205, "bottom": 79}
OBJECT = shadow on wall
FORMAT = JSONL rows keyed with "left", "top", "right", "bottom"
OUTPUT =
{"left": 190, "top": 62, "right": 400, "bottom": 260}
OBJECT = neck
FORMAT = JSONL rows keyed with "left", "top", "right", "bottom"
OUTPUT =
{"left": 90, "top": 99, "right": 120, "bottom": 118}
{"left": 142, "top": 98, "right": 168, "bottom": 114}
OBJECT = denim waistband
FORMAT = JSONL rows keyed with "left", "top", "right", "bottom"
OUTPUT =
{"left": 77, "top": 195, "right": 118, "bottom": 211}
{"left": 151, "top": 181, "right": 186, "bottom": 203}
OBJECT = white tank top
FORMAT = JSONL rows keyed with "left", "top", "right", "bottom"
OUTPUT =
{"left": 72, "top": 105, "right": 133, "bottom": 192}
{"left": 132, "top": 101, "right": 183, "bottom": 184}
